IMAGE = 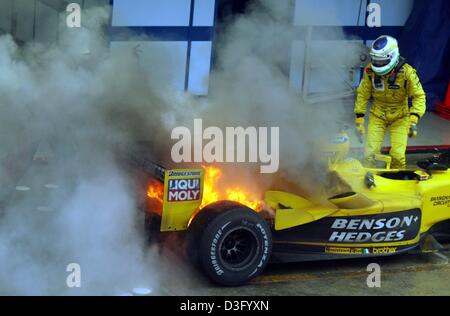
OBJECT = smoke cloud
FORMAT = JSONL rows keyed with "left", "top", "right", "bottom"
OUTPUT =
{"left": 0, "top": 5, "right": 178, "bottom": 295}
{"left": 0, "top": 1, "right": 365, "bottom": 294}
{"left": 179, "top": 0, "right": 366, "bottom": 198}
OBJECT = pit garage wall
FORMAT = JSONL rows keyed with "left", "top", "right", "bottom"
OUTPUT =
{"left": 290, "top": 0, "right": 413, "bottom": 96}
{"left": 110, "top": 0, "right": 215, "bottom": 95}
{"left": 3, "top": 0, "right": 210, "bottom": 96}
{"left": 0, "top": 0, "right": 59, "bottom": 43}
{"left": 0, "top": 0, "right": 414, "bottom": 95}
{"left": 0, "top": 0, "right": 110, "bottom": 44}
{"left": 109, "top": 0, "right": 413, "bottom": 97}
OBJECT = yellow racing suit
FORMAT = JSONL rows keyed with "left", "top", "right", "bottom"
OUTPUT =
{"left": 355, "top": 62, "right": 426, "bottom": 168}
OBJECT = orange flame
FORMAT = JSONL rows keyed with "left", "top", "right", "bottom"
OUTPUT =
{"left": 199, "top": 165, "right": 221, "bottom": 208}
{"left": 146, "top": 166, "right": 263, "bottom": 211}
{"left": 200, "top": 165, "right": 263, "bottom": 210}
{"left": 147, "top": 179, "right": 163, "bottom": 203}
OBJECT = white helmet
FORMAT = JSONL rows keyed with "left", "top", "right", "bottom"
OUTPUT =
{"left": 370, "top": 35, "right": 400, "bottom": 76}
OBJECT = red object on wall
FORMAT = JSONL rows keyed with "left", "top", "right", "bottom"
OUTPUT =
{"left": 436, "top": 81, "right": 450, "bottom": 120}
{"left": 445, "top": 81, "right": 450, "bottom": 107}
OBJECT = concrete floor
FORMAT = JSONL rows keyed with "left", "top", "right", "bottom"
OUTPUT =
{"left": 153, "top": 244, "right": 450, "bottom": 296}
{"left": 412, "top": 113, "right": 450, "bottom": 146}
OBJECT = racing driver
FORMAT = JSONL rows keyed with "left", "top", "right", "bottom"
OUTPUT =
{"left": 355, "top": 35, "right": 426, "bottom": 169}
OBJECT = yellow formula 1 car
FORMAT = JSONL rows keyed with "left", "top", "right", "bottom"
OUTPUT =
{"left": 133, "top": 135, "right": 450, "bottom": 286}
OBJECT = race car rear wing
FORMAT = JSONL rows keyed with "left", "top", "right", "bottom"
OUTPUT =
{"left": 117, "top": 144, "right": 166, "bottom": 182}
{"left": 126, "top": 152, "right": 166, "bottom": 183}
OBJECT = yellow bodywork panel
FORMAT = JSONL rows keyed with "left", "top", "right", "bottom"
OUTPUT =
{"left": 265, "top": 191, "right": 339, "bottom": 230}
{"left": 265, "top": 191, "right": 315, "bottom": 210}
{"left": 160, "top": 168, "right": 204, "bottom": 231}
{"left": 417, "top": 172, "right": 450, "bottom": 233}
{"left": 274, "top": 207, "right": 339, "bottom": 231}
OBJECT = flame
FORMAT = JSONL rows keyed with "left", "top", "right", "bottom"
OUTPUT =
{"left": 199, "top": 165, "right": 221, "bottom": 208}
{"left": 146, "top": 165, "right": 263, "bottom": 211}
{"left": 147, "top": 179, "right": 163, "bottom": 203}
{"left": 225, "top": 188, "right": 262, "bottom": 210}
{"left": 200, "top": 165, "right": 263, "bottom": 210}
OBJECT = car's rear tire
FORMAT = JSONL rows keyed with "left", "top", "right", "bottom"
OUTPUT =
{"left": 187, "top": 202, "right": 272, "bottom": 286}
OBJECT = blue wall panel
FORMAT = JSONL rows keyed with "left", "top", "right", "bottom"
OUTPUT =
{"left": 371, "top": 0, "right": 414, "bottom": 26}
{"left": 193, "top": 0, "right": 215, "bottom": 26}
{"left": 294, "top": 0, "right": 365, "bottom": 26}
{"left": 112, "top": 0, "right": 191, "bottom": 26}
{"left": 110, "top": 41, "right": 188, "bottom": 91}
{"left": 110, "top": 0, "right": 215, "bottom": 94}
{"left": 188, "top": 41, "right": 212, "bottom": 95}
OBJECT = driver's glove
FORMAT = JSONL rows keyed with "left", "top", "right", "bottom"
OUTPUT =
{"left": 355, "top": 117, "right": 366, "bottom": 143}
{"left": 408, "top": 115, "right": 419, "bottom": 138}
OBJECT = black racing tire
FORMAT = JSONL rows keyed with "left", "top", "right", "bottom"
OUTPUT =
{"left": 185, "top": 202, "right": 233, "bottom": 266}
{"left": 187, "top": 202, "right": 272, "bottom": 286}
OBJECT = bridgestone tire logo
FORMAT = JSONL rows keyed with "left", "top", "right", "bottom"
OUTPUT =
{"left": 210, "top": 227, "right": 225, "bottom": 276}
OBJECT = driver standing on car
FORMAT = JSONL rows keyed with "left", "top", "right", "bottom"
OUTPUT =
{"left": 354, "top": 35, "right": 426, "bottom": 169}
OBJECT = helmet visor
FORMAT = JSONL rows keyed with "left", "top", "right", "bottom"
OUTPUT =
{"left": 371, "top": 57, "right": 391, "bottom": 68}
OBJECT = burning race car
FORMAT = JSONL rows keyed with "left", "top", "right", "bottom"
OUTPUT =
{"left": 134, "top": 134, "right": 450, "bottom": 286}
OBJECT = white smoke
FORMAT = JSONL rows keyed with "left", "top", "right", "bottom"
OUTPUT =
{"left": 177, "top": 0, "right": 365, "bottom": 198}
{"left": 0, "top": 1, "right": 366, "bottom": 295}
{"left": 0, "top": 5, "right": 177, "bottom": 295}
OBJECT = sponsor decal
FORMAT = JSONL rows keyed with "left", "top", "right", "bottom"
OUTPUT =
{"left": 325, "top": 247, "right": 364, "bottom": 255}
{"left": 168, "top": 170, "right": 201, "bottom": 177}
{"left": 329, "top": 212, "right": 420, "bottom": 243}
{"left": 325, "top": 246, "right": 398, "bottom": 255}
{"left": 430, "top": 195, "right": 450, "bottom": 207}
{"left": 276, "top": 209, "right": 421, "bottom": 245}
{"left": 370, "top": 246, "right": 397, "bottom": 254}
{"left": 167, "top": 178, "right": 200, "bottom": 202}
{"left": 388, "top": 84, "right": 400, "bottom": 90}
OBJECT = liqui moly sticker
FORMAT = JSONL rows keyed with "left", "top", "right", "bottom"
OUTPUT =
{"left": 167, "top": 178, "right": 201, "bottom": 202}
